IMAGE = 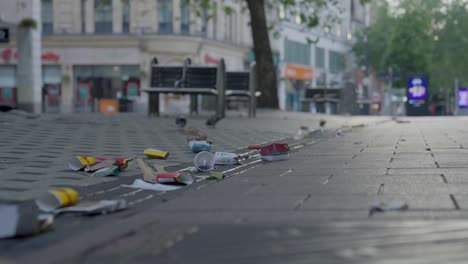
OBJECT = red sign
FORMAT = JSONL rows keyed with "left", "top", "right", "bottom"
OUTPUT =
{"left": 204, "top": 54, "right": 219, "bottom": 65}
{"left": 1, "top": 48, "right": 60, "bottom": 63}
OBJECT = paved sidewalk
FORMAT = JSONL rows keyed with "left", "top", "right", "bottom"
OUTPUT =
{"left": 0, "top": 110, "right": 382, "bottom": 202}
{"left": 2, "top": 116, "right": 468, "bottom": 263}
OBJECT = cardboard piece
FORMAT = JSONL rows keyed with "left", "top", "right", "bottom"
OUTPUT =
{"left": 122, "top": 179, "right": 182, "bottom": 192}
{"left": 136, "top": 158, "right": 158, "bottom": 182}
{"left": 54, "top": 200, "right": 127, "bottom": 215}
{"left": 144, "top": 149, "right": 170, "bottom": 159}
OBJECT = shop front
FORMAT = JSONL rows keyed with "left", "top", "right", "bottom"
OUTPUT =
{"left": 74, "top": 65, "right": 140, "bottom": 113}
{"left": 282, "top": 64, "right": 313, "bottom": 112}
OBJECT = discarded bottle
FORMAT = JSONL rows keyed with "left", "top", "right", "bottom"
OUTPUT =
{"left": 214, "top": 152, "right": 240, "bottom": 165}
{"left": 193, "top": 151, "right": 215, "bottom": 171}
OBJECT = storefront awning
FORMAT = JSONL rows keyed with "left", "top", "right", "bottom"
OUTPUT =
{"left": 284, "top": 64, "right": 313, "bottom": 81}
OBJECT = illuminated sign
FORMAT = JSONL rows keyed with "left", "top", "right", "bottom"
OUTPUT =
{"left": 458, "top": 88, "right": 468, "bottom": 108}
{"left": 408, "top": 77, "right": 427, "bottom": 100}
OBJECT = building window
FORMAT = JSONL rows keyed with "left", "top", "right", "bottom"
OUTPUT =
{"left": 315, "top": 47, "right": 325, "bottom": 68}
{"left": 41, "top": 0, "right": 53, "bottom": 34}
{"left": 329, "top": 50, "right": 345, "bottom": 73}
{"left": 94, "top": 0, "right": 113, "bottom": 34}
{"left": 180, "top": 1, "right": 190, "bottom": 34}
{"left": 158, "top": 0, "right": 173, "bottom": 34}
{"left": 284, "top": 39, "right": 311, "bottom": 66}
{"left": 201, "top": 8, "right": 208, "bottom": 36}
{"left": 225, "top": 11, "right": 236, "bottom": 42}
{"left": 122, "top": 0, "right": 130, "bottom": 33}
{"left": 81, "top": 0, "right": 86, "bottom": 33}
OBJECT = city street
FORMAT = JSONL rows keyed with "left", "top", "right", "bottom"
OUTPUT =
{"left": 2, "top": 113, "right": 468, "bottom": 263}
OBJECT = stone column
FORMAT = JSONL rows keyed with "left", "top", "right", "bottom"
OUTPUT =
{"left": 16, "top": 0, "right": 43, "bottom": 113}
{"left": 173, "top": 0, "right": 181, "bottom": 34}
{"left": 85, "top": 0, "right": 94, "bottom": 33}
{"left": 113, "top": 0, "right": 122, "bottom": 33}
{"left": 60, "top": 64, "right": 73, "bottom": 113}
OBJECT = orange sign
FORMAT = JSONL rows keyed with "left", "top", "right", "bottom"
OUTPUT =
{"left": 99, "top": 99, "right": 119, "bottom": 114}
{"left": 284, "top": 64, "right": 313, "bottom": 81}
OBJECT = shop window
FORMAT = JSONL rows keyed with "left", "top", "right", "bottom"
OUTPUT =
{"left": 158, "top": 0, "right": 173, "bottom": 34}
{"left": 329, "top": 50, "right": 345, "bottom": 73}
{"left": 315, "top": 47, "right": 325, "bottom": 69}
{"left": 225, "top": 11, "right": 237, "bottom": 42}
{"left": 201, "top": 8, "right": 208, "bottom": 36}
{"left": 95, "top": 0, "right": 113, "bottom": 34}
{"left": 42, "top": 0, "right": 54, "bottom": 34}
{"left": 122, "top": 0, "right": 130, "bottom": 33}
{"left": 284, "top": 39, "right": 311, "bottom": 66}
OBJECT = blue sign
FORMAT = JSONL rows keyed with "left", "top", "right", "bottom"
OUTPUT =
{"left": 408, "top": 77, "right": 427, "bottom": 101}
{"left": 458, "top": 88, "right": 468, "bottom": 108}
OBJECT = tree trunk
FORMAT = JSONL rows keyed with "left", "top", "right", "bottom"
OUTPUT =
{"left": 245, "top": 0, "right": 278, "bottom": 109}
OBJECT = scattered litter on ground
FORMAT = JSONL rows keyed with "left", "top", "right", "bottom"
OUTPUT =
{"left": 189, "top": 140, "right": 212, "bottom": 153}
{"left": 294, "top": 126, "right": 310, "bottom": 140}
{"left": 260, "top": 154, "right": 290, "bottom": 162}
{"left": 92, "top": 165, "right": 120, "bottom": 177}
{"left": 206, "top": 115, "right": 223, "bottom": 127}
{"left": 208, "top": 171, "right": 225, "bottom": 180}
{"left": 214, "top": 152, "right": 240, "bottom": 165}
{"left": 351, "top": 124, "right": 366, "bottom": 128}
{"left": 194, "top": 151, "right": 215, "bottom": 171}
{"left": 54, "top": 200, "right": 127, "bottom": 216}
{"left": 0, "top": 204, "right": 53, "bottom": 239}
{"left": 369, "top": 201, "right": 409, "bottom": 216}
{"left": 175, "top": 116, "right": 187, "bottom": 128}
{"left": 68, "top": 156, "right": 97, "bottom": 171}
{"left": 35, "top": 188, "right": 79, "bottom": 212}
{"left": 136, "top": 158, "right": 158, "bottom": 182}
{"left": 248, "top": 144, "right": 263, "bottom": 150}
{"left": 156, "top": 171, "right": 194, "bottom": 185}
{"left": 336, "top": 129, "right": 343, "bottom": 137}
{"left": 185, "top": 127, "right": 208, "bottom": 142}
{"left": 85, "top": 159, "right": 119, "bottom": 172}
{"left": 122, "top": 179, "right": 182, "bottom": 192}
{"left": 320, "top": 119, "right": 327, "bottom": 128}
{"left": 68, "top": 156, "right": 132, "bottom": 177}
{"left": 260, "top": 143, "right": 290, "bottom": 162}
{"left": 395, "top": 120, "right": 411, "bottom": 124}
{"left": 260, "top": 143, "right": 290, "bottom": 156}
{"left": 195, "top": 171, "right": 225, "bottom": 180}
{"left": 144, "top": 148, "right": 170, "bottom": 159}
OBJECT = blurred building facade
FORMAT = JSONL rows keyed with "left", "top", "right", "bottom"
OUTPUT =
{"left": 0, "top": 0, "right": 252, "bottom": 113}
{"left": 272, "top": 0, "right": 371, "bottom": 114}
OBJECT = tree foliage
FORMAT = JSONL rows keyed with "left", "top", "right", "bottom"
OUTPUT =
{"left": 186, "top": 0, "right": 362, "bottom": 108}
{"left": 353, "top": 0, "right": 468, "bottom": 95}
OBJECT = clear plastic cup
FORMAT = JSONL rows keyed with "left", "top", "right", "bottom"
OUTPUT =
{"left": 194, "top": 151, "right": 215, "bottom": 171}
